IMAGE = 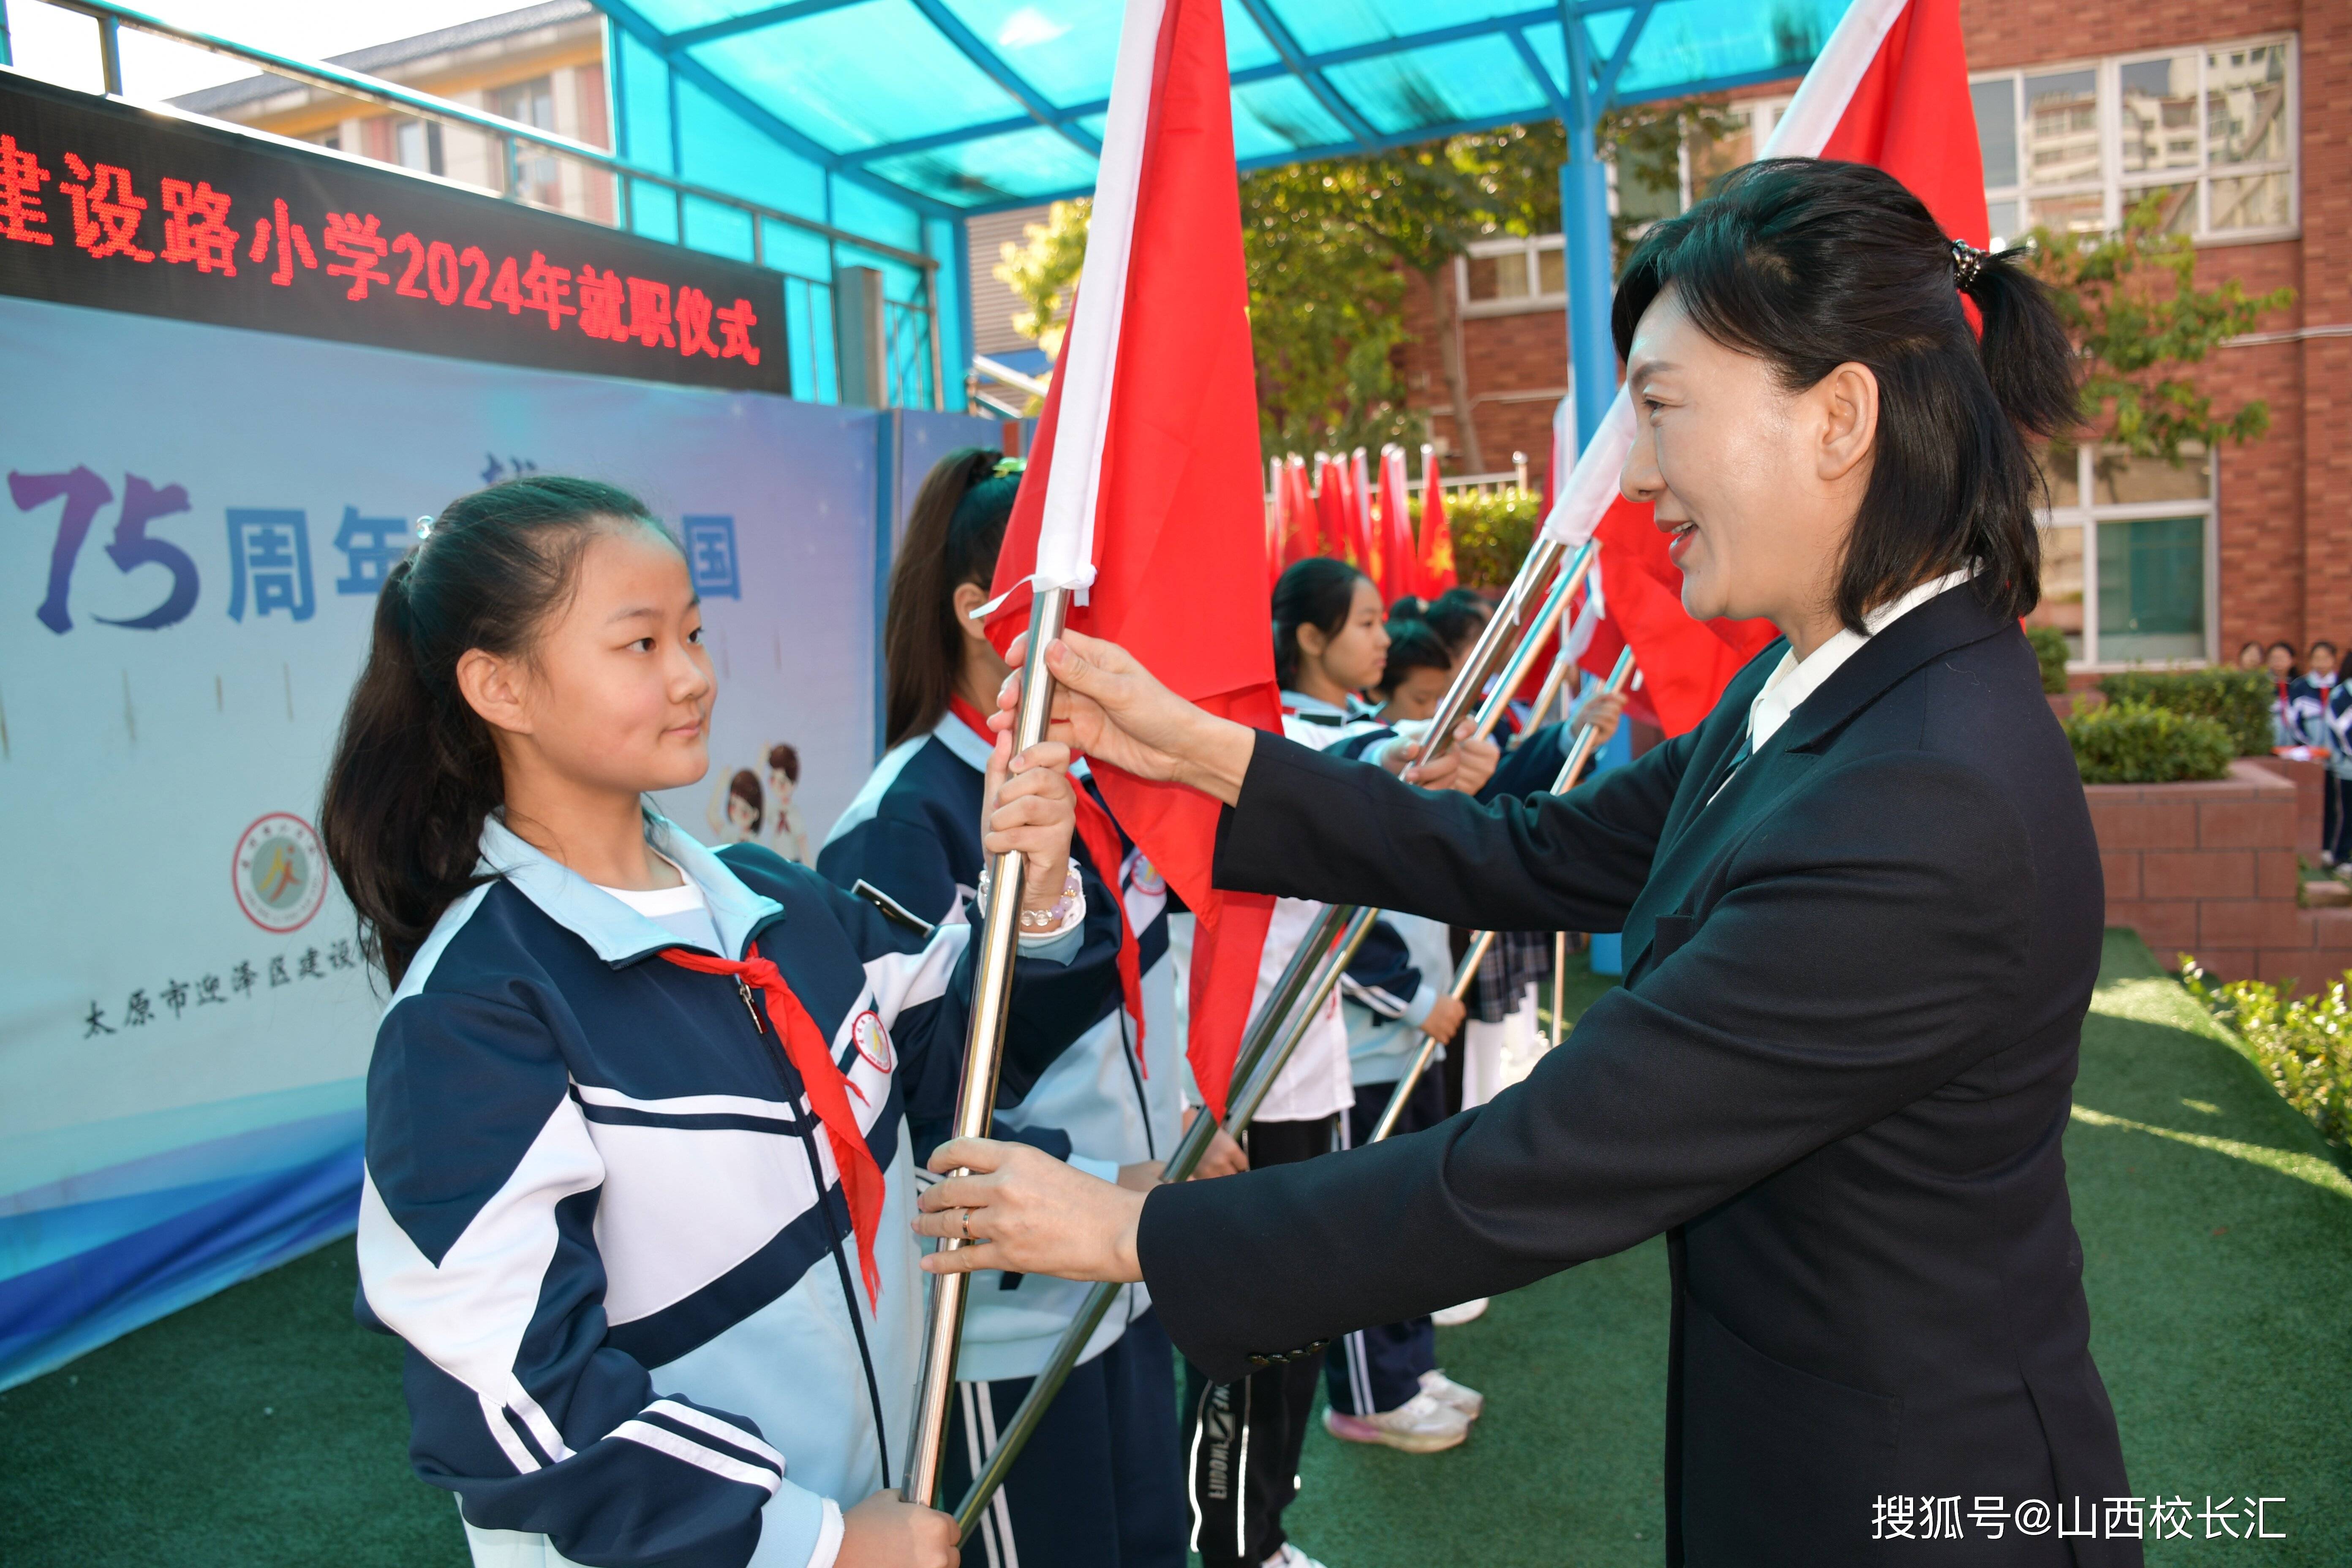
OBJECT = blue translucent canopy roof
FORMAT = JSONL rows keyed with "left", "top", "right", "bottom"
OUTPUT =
{"left": 599, "top": 0, "right": 1849, "bottom": 215}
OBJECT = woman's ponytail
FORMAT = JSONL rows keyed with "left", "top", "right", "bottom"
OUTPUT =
{"left": 1960, "top": 244, "right": 2080, "bottom": 446}
{"left": 319, "top": 476, "right": 659, "bottom": 987}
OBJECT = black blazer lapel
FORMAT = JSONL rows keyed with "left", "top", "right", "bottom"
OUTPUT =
{"left": 1616, "top": 584, "right": 2017, "bottom": 983}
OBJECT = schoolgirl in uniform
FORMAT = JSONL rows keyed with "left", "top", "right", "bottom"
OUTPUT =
{"left": 817, "top": 449, "right": 1188, "bottom": 1568}
{"left": 2287, "top": 641, "right": 2341, "bottom": 865}
{"left": 1179, "top": 562, "right": 1499, "bottom": 1568}
{"left": 1290, "top": 612, "right": 1486, "bottom": 1451}
{"left": 321, "top": 476, "right": 1119, "bottom": 1568}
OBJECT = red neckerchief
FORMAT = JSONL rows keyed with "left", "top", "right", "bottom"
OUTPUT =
{"left": 661, "top": 944, "right": 886, "bottom": 1309}
{"left": 949, "top": 695, "right": 1146, "bottom": 1071}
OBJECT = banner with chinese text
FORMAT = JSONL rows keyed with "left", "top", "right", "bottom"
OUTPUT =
{"left": 0, "top": 292, "right": 887, "bottom": 1387}
{"left": 0, "top": 69, "right": 788, "bottom": 393}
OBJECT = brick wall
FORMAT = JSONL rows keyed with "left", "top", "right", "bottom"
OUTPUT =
{"left": 1400, "top": 0, "right": 2346, "bottom": 652}
{"left": 2091, "top": 760, "right": 2352, "bottom": 981}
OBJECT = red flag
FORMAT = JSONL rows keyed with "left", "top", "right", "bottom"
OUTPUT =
{"left": 1280, "top": 455, "right": 1316, "bottom": 570}
{"left": 1376, "top": 445, "right": 1414, "bottom": 604}
{"left": 1315, "top": 455, "right": 1349, "bottom": 563}
{"left": 1347, "top": 447, "right": 1378, "bottom": 577}
{"left": 983, "top": 0, "right": 1278, "bottom": 1119}
{"left": 1563, "top": 0, "right": 1989, "bottom": 735}
{"left": 1414, "top": 445, "right": 1455, "bottom": 596}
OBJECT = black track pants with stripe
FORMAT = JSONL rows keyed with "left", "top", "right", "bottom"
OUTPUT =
{"left": 1182, "top": 1114, "right": 1335, "bottom": 1568}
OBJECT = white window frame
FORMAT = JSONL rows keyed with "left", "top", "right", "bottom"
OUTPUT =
{"left": 1972, "top": 33, "right": 2298, "bottom": 249}
{"left": 1456, "top": 234, "right": 1566, "bottom": 318}
{"left": 2040, "top": 444, "right": 2220, "bottom": 670}
{"left": 1454, "top": 96, "right": 1791, "bottom": 318}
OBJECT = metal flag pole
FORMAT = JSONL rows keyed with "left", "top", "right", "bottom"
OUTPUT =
{"left": 949, "top": 904, "right": 1379, "bottom": 1539}
{"left": 1366, "top": 646, "right": 1638, "bottom": 1144}
{"left": 944, "top": 541, "right": 1595, "bottom": 1533}
{"left": 903, "top": 585, "right": 1070, "bottom": 1507}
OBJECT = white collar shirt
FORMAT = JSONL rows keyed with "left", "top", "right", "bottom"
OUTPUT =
{"left": 1744, "top": 567, "right": 1979, "bottom": 757}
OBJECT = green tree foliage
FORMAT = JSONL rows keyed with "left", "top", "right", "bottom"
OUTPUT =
{"left": 988, "top": 108, "right": 1716, "bottom": 464}
{"left": 991, "top": 198, "right": 1089, "bottom": 361}
{"left": 2028, "top": 193, "right": 2295, "bottom": 461}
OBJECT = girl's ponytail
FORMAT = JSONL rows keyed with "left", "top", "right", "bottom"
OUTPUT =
{"left": 1958, "top": 242, "right": 2080, "bottom": 447}
{"left": 882, "top": 447, "right": 1024, "bottom": 748}
{"left": 319, "top": 475, "right": 659, "bottom": 986}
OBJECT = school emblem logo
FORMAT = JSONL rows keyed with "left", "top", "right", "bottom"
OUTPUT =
{"left": 851, "top": 1010, "right": 894, "bottom": 1074}
{"left": 1127, "top": 854, "right": 1166, "bottom": 897}
{"left": 233, "top": 812, "right": 327, "bottom": 933}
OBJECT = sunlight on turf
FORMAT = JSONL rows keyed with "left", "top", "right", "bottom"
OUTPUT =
{"left": 2067, "top": 1104, "right": 2352, "bottom": 1200}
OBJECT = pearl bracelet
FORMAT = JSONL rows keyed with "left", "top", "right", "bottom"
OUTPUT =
{"left": 975, "top": 862, "right": 1086, "bottom": 936}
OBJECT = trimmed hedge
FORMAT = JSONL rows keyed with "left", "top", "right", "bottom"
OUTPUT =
{"left": 1416, "top": 489, "right": 1541, "bottom": 591}
{"left": 2025, "top": 625, "right": 2070, "bottom": 694}
{"left": 2096, "top": 667, "right": 2273, "bottom": 756}
{"left": 2182, "top": 960, "right": 2352, "bottom": 1164}
{"left": 2065, "top": 699, "right": 2233, "bottom": 784}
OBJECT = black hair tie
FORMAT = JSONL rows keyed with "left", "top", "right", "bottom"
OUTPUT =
{"left": 1950, "top": 239, "right": 1988, "bottom": 291}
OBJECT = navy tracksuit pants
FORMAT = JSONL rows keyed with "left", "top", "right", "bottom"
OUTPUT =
{"left": 1324, "top": 1073, "right": 1445, "bottom": 1418}
{"left": 941, "top": 1305, "right": 1187, "bottom": 1568}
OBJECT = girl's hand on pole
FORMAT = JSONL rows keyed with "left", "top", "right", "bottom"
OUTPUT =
{"left": 995, "top": 628, "right": 1258, "bottom": 806}
{"left": 1180, "top": 1105, "right": 1249, "bottom": 1179}
{"left": 913, "top": 1138, "right": 1147, "bottom": 1283}
{"left": 836, "top": 1490, "right": 958, "bottom": 1568}
{"left": 1578, "top": 690, "right": 1627, "bottom": 745}
{"left": 981, "top": 734, "right": 1076, "bottom": 923}
{"left": 1394, "top": 725, "right": 1500, "bottom": 794}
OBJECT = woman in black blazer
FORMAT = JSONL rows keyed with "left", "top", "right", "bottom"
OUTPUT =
{"left": 919, "top": 161, "right": 2137, "bottom": 1567}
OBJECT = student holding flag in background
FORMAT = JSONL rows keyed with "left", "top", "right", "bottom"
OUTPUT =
{"left": 819, "top": 447, "right": 1188, "bottom": 1568}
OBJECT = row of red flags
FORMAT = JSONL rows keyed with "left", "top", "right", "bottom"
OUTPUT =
{"left": 987, "top": 0, "right": 1986, "bottom": 1115}
{"left": 1266, "top": 446, "right": 1455, "bottom": 602}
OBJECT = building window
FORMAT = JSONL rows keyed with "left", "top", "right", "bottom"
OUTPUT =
{"left": 1459, "top": 235, "right": 1566, "bottom": 316}
{"left": 492, "top": 76, "right": 563, "bottom": 208}
{"left": 392, "top": 117, "right": 443, "bottom": 176}
{"left": 1454, "top": 102, "right": 1788, "bottom": 317}
{"left": 2029, "top": 444, "right": 2216, "bottom": 667}
{"left": 1973, "top": 35, "right": 2296, "bottom": 246}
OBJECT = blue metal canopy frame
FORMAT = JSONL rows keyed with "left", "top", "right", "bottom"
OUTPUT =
{"left": 595, "top": 0, "right": 1838, "bottom": 425}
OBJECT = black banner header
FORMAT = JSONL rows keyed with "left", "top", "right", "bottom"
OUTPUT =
{"left": 0, "top": 71, "right": 789, "bottom": 393}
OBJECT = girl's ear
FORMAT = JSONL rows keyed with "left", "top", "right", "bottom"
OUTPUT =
{"left": 1813, "top": 360, "right": 1880, "bottom": 485}
{"left": 950, "top": 581, "right": 995, "bottom": 646}
{"left": 457, "top": 648, "right": 533, "bottom": 736}
{"left": 1295, "top": 621, "right": 1329, "bottom": 662}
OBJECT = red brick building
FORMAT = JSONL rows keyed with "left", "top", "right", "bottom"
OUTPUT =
{"left": 1396, "top": 0, "right": 2342, "bottom": 673}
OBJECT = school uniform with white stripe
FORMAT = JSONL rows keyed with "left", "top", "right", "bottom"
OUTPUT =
{"left": 819, "top": 706, "right": 1187, "bottom": 1568}
{"left": 359, "top": 813, "right": 1116, "bottom": 1568}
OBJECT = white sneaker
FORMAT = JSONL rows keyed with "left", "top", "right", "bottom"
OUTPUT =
{"left": 1431, "top": 1297, "right": 1489, "bottom": 1327}
{"left": 1264, "top": 1546, "right": 1332, "bottom": 1568}
{"left": 1322, "top": 1391, "right": 1471, "bottom": 1453}
{"left": 1418, "top": 1367, "right": 1485, "bottom": 1420}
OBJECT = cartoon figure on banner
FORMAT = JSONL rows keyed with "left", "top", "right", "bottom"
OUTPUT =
{"left": 234, "top": 811, "right": 328, "bottom": 932}
{"left": 705, "top": 767, "right": 765, "bottom": 845}
{"left": 765, "top": 742, "right": 812, "bottom": 866}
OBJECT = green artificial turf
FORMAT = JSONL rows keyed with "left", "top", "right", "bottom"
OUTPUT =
{"left": 5, "top": 936, "right": 2348, "bottom": 1567}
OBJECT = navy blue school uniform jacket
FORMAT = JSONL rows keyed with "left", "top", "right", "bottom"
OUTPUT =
{"left": 357, "top": 813, "right": 1116, "bottom": 1568}
{"left": 818, "top": 713, "right": 1183, "bottom": 1381}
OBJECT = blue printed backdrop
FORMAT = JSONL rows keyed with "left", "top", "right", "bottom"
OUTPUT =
{"left": 0, "top": 294, "right": 956, "bottom": 1388}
